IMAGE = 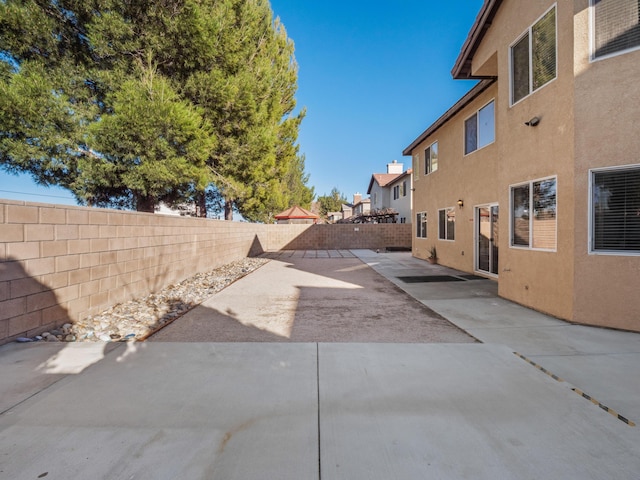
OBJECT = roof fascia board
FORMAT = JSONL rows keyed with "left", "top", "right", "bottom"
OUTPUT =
{"left": 402, "top": 78, "right": 495, "bottom": 156}
{"left": 451, "top": 0, "right": 502, "bottom": 79}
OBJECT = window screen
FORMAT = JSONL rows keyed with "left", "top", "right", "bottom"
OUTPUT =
{"left": 512, "top": 184, "right": 531, "bottom": 246}
{"left": 511, "top": 7, "right": 556, "bottom": 104}
{"left": 593, "top": 0, "right": 640, "bottom": 58}
{"left": 511, "top": 35, "right": 530, "bottom": 103}
{"left": 511, "top": 178, "right": 557, "bottom": 249}
{"left": 416, "top": 212, "right": 427, "bottom": 238}
{"left": 438, "top": 208, "right": 455, "bottom": 240}
{"left": 532, "top": 7, "right": 557, "bottom": 90}
{"left": 592, "top": 167, "right": 640, "bottom": 251}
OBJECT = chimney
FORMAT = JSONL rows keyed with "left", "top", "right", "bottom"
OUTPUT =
{"left": 353, "top": 193, "right": 362, "bottom": 205}
{"left": 387, "top": 159, "right": 403, "bottom": 174}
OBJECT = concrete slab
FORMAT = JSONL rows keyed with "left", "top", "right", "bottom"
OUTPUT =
{"left": 353, "top": 250, "right": 640, "bottom": 431}
{"left": 0, "top": 341, "right": 122, "bottom": 414}
{"left": 0, "top": 343, "right": 319, "bottom": 480}
{"left": 150, "top": 257, "right": 475, "bottom": 343}
{"left": 318, "top": 343, "right": 640, "bottom": 480}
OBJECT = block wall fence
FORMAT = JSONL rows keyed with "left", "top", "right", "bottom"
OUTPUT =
{"left": 0, "top": 199, "right": 411, "bottom": 345}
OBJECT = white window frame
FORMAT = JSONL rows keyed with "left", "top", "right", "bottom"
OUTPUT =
{"left": 416, "top": 211, "right": 427, "bottom": 238}
{"left": 438, "top": 207, "right": 456, "bottom": 241}
{"left": 590, "top": 0, "right": 640, "bottom": 61}
{"left": 464, "top": 100, "right": 495, "bottom": 155}
{"left": 509, "top": 4, "right": 558, "bottom": 106}
{"left": 425, "top": 141, "right": 438, "bottom": 175}
{"left": 588, "top": 164, "right": 640, "bottom": 255}
{"left": 393, "top": 185, "right": 400, "bottom": 200}
{"left": 509, "top": 176, "right": 558, "bottom": 251}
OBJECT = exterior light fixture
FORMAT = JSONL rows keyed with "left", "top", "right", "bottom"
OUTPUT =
{"left": 457, "top": 199, "right": 464, "bottom": 208}
{"left": 524, "top": 116, "right": 540, "bottom": 127}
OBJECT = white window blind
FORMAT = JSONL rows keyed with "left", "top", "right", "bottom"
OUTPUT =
{"left": 593, "top": 0, "right": 640, "bottom": 58}
{"left": 592, "top": 167, "right": 640, "bottom": 251}
{"left": 511, "top": 7, "right": 556, "bottom": 104}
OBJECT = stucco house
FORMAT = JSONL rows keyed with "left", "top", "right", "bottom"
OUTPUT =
{"left": 352, "top": 195, "right": 371, "bottom": 218}
{"left": 404, "top": 0, "right": 640, "bottom": 332}
{"left": 367, "top": 160, "right": 413, "bottom": 223}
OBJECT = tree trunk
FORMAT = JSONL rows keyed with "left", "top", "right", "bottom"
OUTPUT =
{"left": 136, "top": 195, "right": 155, "bottom": 213}
{"left": 195, "top": 191, "right": 207, "bottom": 217}
{"left": 224, "top": 199, "right": 233, "bottom": 221}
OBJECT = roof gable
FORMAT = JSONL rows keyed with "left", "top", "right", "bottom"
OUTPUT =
{"left": 274, "top": 205, "right": 319, "bottom": 220}
{"left": 367, "top": 173, "right": 405, "bottom": 194}
{"left": 452, "top": 0, "right": 503, "bottom": 79}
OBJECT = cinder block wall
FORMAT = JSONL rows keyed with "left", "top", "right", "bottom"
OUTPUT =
{"left": 0, "top": 200, "right": 269, "bottom": 344}
{"left": 267, "top": 223, "right": 412, "bottom": 250}
{"left": 0, "top": 199, "right": 411, "bottom": 344}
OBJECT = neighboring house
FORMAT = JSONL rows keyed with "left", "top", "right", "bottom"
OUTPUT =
{"left": 367, "top": 160, "right": 413, "bottom": 223}
{"left": 404, "top": 0, "right": 640, "bottom": 332}
{"left": 352, "top": 196, "right": 371, "bottom": 218}
{"left": 326, "top": 211, "right": 343, "bottom": 223}
{"left": 341, "top": 202, "right": 354, "bottom": 220}
{"left": 274, "top": 206, "right": 319, "bottom": 224}
{"left": 388, "top": 169, "right": 412, "bottom": 224}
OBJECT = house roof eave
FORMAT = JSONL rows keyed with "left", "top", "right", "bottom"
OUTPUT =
{"left": 402, "top": 78, "right": 496, "bottom": 156}
{"left": 451, "top": 0, "right": 503, "bottom": 79}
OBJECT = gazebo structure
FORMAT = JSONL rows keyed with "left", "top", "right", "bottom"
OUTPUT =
{"left": 274, "top": 206, "right": 319, "bottom": 224}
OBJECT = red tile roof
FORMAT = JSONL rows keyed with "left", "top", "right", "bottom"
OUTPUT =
{"left": 274, "top": 205, "right": 319, "bottom": 219}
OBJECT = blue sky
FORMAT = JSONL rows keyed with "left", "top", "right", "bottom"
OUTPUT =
{"left": 0, "top": 0, "right": 484, "bottom": 208}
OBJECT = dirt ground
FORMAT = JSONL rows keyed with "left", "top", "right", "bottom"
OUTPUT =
{"left": 149, "top": 255, "right": 477, "bottom": 343}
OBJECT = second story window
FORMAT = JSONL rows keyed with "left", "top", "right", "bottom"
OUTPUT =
{"left": 510, "top": 6, "right": 556, "bottom": 104}
{"left": 393, "top": 185, "right": 400, "bottom": 200}
{"left": 592, "top": 0, "right": 640, "bottom": 60}
{"left": 402, "top": 180, "right": 407, "bottom": 197}
{"left": 425, "top": 141, "right": 438, "bottom": 174}
{"left": 465, "top": 101, "right": 495, "bottom": 155}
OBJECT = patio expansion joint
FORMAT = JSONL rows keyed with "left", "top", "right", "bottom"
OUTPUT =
{"left": 316, "top": 342, "right": 322, "bottom": 479}
{"left": 513, "top": 352, "right": 636, "bottom": 427}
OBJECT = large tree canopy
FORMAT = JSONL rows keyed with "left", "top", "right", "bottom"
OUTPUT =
{"left": 0, "top": 0, "right": 313, "bottom": 220}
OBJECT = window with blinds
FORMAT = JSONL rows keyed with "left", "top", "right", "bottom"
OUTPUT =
{"left": 510, "top": 6, "right": 557, "bottom": 104}
{"left": 593, "top": 0, "right": 640, "bottom": 59}
{"left": 592, "top": 166, "right": 640, "bottom": 252}
{"left": 511, "top": 177, "right": 557, "bottom": 250}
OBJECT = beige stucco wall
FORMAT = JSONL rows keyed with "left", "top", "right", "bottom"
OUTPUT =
{"left": 571, "top": 0, "right": 640, "bottom": 331}
{"left": 410, "top": 0, "right": 640, "bottom": 331}
{"left": 491, "top": 0, "right": 576, "bottom": 321}
{"left": 411, "top": 84, "right": 499, "bottom": 272}
{"left": 0, "top": 199, "right": 411, "bottom": 344}
{"left": 411, "top": 1, "right": 578, "bottom": 322}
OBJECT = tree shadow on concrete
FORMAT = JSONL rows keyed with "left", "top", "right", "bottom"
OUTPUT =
{"left": 146, "top": 254, "right": 477, "bottom": 344}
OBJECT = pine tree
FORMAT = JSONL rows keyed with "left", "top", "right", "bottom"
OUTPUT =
{"left": 0, "top": 0, "right": 311, "bottom": 218}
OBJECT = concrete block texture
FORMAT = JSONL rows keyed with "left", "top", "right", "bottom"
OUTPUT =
{"left": 0, "top": 199, "right": 410, "bottom": 344}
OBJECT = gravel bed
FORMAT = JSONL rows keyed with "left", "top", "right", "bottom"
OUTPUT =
{"left": 17, "top": 257, "right": 269, "bottom": 344}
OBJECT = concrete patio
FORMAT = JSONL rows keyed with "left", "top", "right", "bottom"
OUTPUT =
{"left": 1, "top": 250, "right": 639, "bottom": 479}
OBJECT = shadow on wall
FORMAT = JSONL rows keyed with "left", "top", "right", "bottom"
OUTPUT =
{"left": 0, "top": 257, "right": 71, "bottom": 344}
{"left": 249, "top": 235, "right": 265, "bottom": 257}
